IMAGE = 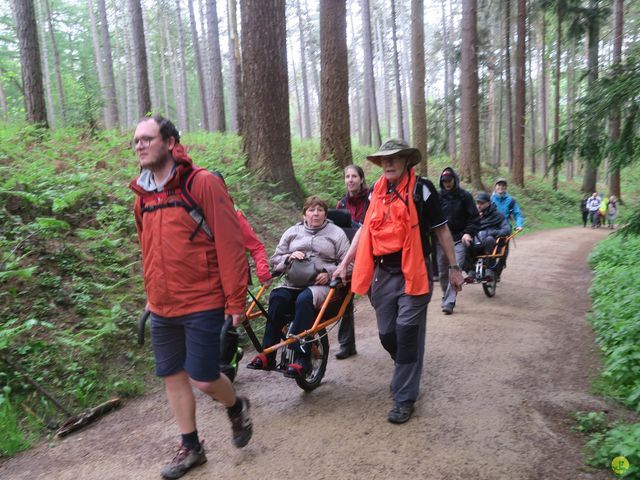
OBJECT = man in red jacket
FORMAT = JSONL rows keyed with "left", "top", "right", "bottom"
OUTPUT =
{"left": 130, "top": 115, "right": 252, "bottom": 479}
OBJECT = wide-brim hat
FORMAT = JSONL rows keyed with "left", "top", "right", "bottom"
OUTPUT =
{"left": 366, "top": 139, "right": 421, "bottom": 168}
{"left": 494, "top": 177, "right": 508, "bottom": 186}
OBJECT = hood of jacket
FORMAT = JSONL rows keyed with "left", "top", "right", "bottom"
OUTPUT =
{"left": 439, "top": 166, "right": 460, "bottom": 191}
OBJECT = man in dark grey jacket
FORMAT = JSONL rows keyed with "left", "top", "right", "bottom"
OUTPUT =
{"left": 437, "top": 167, "right": 480, "bottom": 315}
{"left": 473, "top": 192, "right": 512, "bottom": 279}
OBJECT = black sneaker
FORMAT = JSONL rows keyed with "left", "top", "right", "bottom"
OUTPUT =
{"left": 160, "top": 443, "right": 207, "bottom": 479}
{"left": 387, "top": 403, "right": 414, "bottom": 424}
{"left": 228, "top": 397, "right": 252, "bottom": 448}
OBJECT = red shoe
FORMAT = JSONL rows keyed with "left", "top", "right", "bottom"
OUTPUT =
{"left": 247, "top": 353, "right": 274, "bottom": 371}
{"left": 284, "top": 356, "right": 310, "bottom": 378}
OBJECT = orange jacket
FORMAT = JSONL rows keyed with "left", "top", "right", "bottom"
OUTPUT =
{"left": 130, "top": 152, "right": 247, "bottom": 317}
{"left": 236, "top": 210, "right": 271, "bottom": 284}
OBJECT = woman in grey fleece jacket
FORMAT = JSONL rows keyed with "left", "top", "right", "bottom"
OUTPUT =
{"left": 247, "top": 196, "right": 349, "bottom": 377}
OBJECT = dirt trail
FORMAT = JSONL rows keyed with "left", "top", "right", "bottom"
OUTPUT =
{"left": 0, "top": 226, "right": 620, "bottom": 480}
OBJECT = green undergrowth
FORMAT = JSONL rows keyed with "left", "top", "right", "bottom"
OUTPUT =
{"left": 575, "top": 234, "right": 640, "bottom": 477}
{"left": 0, "top": 123, "right": 638, "bottom": 456}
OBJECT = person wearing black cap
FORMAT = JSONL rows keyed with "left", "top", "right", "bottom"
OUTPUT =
{"left": 437, "top": 167, "right": 480, "bottom": 315}
{"left": 473, "top": 191, "right": 512, "bottom": 279}
{"left": 333, "top": 139, "right": 463, "bottom": 424}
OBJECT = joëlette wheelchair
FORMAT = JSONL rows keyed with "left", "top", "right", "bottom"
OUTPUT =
{"left": 463, "top": 229, "right": 522, "bottom": 297}
{"left": 238, "top": 209, "right": 357, "bottom": 391}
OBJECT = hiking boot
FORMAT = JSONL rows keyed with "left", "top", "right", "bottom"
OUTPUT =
{"left": 160, "top": 443, "right": 207, "bottom": 479}
{"left": 387, "top": 403, "right": 414, "bottom": 424}
{"left": 228, "top": 397, "right": 252, "bottom": 448}
{"left": 441, "top": 305, "right": 453, "bottom": 315}
{"left": 335, "top": 346, "right": 357, "bottom": 360}
{"left": 247, "top": 353, "right": 274, "bottom": 371}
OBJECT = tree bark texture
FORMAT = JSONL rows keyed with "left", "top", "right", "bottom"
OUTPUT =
{"left": 608, "top": 0, "right": 623, "bottom": 198}
{"left": 552, "top": 7, "right": 562, "bottom": 190}
{"left": 361, "top": 0, "right": 381, "bottom": 147}
{"left": 88, "top": 0, "right": 107, "bottom": 126}
{"left": 227, "top": 0, "right": 243, "bottom": 133}
{"left": 296, "top": 0, "right": 312, "bottom": 139}
{"left": 504, "top": 0, "right": 514, "bottom": 169}
{"left": 14, "top": 0, "right": 48, "bottom": 126}
{"left": 175, "top": 0, "right": 190, "bottom": 130}
{"left": 527, "top": 7, "right": 536, "bottom": 174}
{"left": 512, "top": 0, "right": 526, "bottom": 187}
{"left": 36, "top": 0, "right": 56, "bottom": 127}
{"left": 98, "top": 0, "right": 119, "bottom": 127}
{"left": 207, "top": 0, "right": 226, "bottom": 131}
{"left": 43, "top": 0, "right": 65, "bottom": 124}
{"left": 390, "top": 0, "right": 404, "bottom": 139}
{"left": 128, "top": 0, "right": 151, "bottom": 118}
{"left": 460, "top": 0, "right": 482, "bottom": 189}
{"left": 240, "top": 0, "right": 302, "bottom": 201}
{"left": 538, "top": 13, "right": 549, "bottom": 174}
{"left": 582, "top": 0, "right": 600, "bottom": 194}
{"left": 188, "top": 0, "right": 209, "bottom": 130}
{"left": 319, "top": 0, "right": 352, "bottom": 169}
{"left": 411, "top": 0, "right": 427, "bottom": 173}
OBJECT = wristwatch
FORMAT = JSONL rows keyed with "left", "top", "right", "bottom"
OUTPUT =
{"left": 449, "top": 265, "right": 461, "bottom": 271}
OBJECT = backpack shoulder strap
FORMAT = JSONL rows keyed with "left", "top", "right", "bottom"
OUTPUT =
{"left": 180, "top": 166, "right": 214, "bottom": 241}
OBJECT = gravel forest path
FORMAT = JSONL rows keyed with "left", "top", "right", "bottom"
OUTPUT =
{"left": 0, "top": 226, "right": 620, "bottom": 480}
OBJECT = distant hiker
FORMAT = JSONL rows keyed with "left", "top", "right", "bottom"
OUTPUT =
{"left": 586, "top": 192, "right": 601, "bottom": 228}
{"left": 491, "top": 178, "right": 524, "bottom": 274}
{"left": 334, "top": 165, "right": 370, "bottom": 359}
{"left": 491, "top": 178, "right": 524, "bottom": 231}
{"left": 129, "top": 115, "right": 252, "bottom": 479}
{"left": 607, "top": 196, "right": 618, "bottom": 230}
{"left": 580, "top": 194, "right": 590, "bottom": 228}
{"left": 598, "top": 195, "right": 609, "bottom": 228}
{"left": 333, "top": 139, "right": 463, "bottom": 425}
{"left": 437, "top": 167, "right": 480, "bottom": 315}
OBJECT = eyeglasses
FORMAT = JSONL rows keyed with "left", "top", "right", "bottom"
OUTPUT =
{"left": 131, "top": 135, "right": 159, "bottom": 150}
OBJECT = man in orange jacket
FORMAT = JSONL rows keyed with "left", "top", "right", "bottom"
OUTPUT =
{"left": 130, "top": 115, "right": 252, "bottom": 479}
{"left": 334, "top": 139, "right": 463, "bottom": 424}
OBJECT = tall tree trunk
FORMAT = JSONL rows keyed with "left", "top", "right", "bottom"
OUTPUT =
{"left": 207, "top": 0, "right": 226, "bottom": 132}
{"left": 527, "top": 7, "right": 536, "bottom": 175}
{"left": 441, "top": 0, "right": 455, "bottom": 161}
{"left": 43, "top": 0, "right": 65, "bottom": 124}
{"left": 240, "top": 0, "right": 302, "bottom": 201}
{"left": 36, "top": 0, "right": 56, "bottom": 127}
{"left": 188, "top": 0, "right": 209, "bottom": 130}
{"left": 14, "top": 0, "right": 48, "bottom": 126}
{"left": 0, "top": 81, "right": 7, "bottom": 123}
{"left": 376, "top": 16, "right": 391, "bottom": 138}
{"left": 538, "top": 13, "right": 549, "bottom": 174}
{"left": 565, "top": 37, "right": 576, "bottom": 181}
{"left": 128, "top": 0, "right": 151, "bottom": 118}
{"left": 348, "top": 7, "right": 365, "bottom": 146}
{"left": 175, "top": 0, "right": 190, "bottom": 130}
{"left": 296, "top": 0, "right": 312, "bottom": 139}
{"left": 552, "top": 7, "right": 562, "bottom": 190}
{"left": 582, "top": 0, "right": 600, "bottom": 194}
{"left": 608, "top": 0, "right": 623, "bottom": 198}
{"left": 361, "top": 0, "right": 381, "bottom": 147}
{"left": 227, "top": 0, "right": 242, "bottom": 133}
{"left": 113, "top": 10, "right": 127, "bottom": 126}
{"left": 123, "top": 13, "right": 136, "bottom": 126}
{"left": 291, "top": 49, "right": 304, "bottom": 139}
{"left": 504, "top": 0, "right": 514, "bottom": 169}
{"left": 319, "top": 0, "right": 352, "bottom": 168}
{"left": 460, "top": 0, "right": 482, "bottom": 189}
{"left": 88, "top": 0, "right": 107, "bottom": 126}
{"left": 158, "top": 8, "right": 170, "bottom": 118}
{"left": 411, "top": 0, "right": 427, "bottom": 173}
{"left": 390, "top": 0, "right": 403, "bottom": 139}
{"left": 98, "top": 0, "right": 119, "bottom": 127}
{"left": 144, "top": 12, "right": 158, "bottom": 112}
{"left": 399, "top": 3, "right": 411, "bottom": 142}
{"left": 447, "top": 0, "right": 458, "bottom": 161}
{"left": 513, "top": 0, "right": 526, "bottom": 187}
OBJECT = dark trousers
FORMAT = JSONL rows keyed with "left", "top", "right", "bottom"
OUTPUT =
{"left": 581, "top": 210, "right": 589, "bottom": 227}
{"left": 337, "top": 299, "right": 356, "bottom": 351}
{"left": 263, "top": 287, "right": 316, "bottom": 356}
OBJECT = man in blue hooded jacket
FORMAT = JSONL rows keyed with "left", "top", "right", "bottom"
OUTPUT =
{"left": 491, "top": 178, "right": 524, "bottom": 230}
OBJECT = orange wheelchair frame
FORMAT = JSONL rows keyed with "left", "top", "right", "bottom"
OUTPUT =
{"left": 463, "top": 229, "right": 522, "bottom": 297}
{"left": 240, "top": 279, "right": 353, "bottom": 391}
